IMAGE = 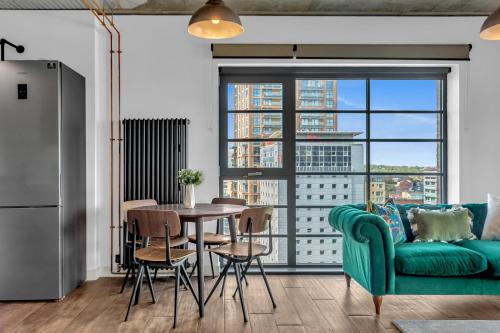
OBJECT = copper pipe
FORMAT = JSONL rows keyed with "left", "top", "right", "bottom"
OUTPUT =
{"left": 90, "top": 0, "right": 124, "bottom": 274}
{"left": 91, "top": 0, "right": 123, "bottom": 273}
{"left": 82, "top": 0, "right": 115, "bottom": 273}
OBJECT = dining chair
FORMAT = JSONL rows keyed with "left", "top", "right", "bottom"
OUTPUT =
{"left": 187, "top": 197, "right": 246, "bottom": 279}
{"left": 120, "top": 199, "right": 158, "bottom": 293}
{"left": 120, "top": 199, "right": 189, "bottom": 293}
{"left": 204, "top": 206, "right": 276, "bottom": 322}
{"left": 124, "top": 208, "right": 199, "bottom": 328}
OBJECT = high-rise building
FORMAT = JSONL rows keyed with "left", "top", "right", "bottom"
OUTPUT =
{"left": 295, "top": 132, "right": 364, "bottom": 264}
{"left": 296, "top": 80, "right": 338, "bottom": 133}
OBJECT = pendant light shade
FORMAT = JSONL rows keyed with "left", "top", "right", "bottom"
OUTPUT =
{"left": 188, "top": 0, "right": 243, "bottom": 39}
{"left": 480, "top": 6, "right": 500, "bottom": 40}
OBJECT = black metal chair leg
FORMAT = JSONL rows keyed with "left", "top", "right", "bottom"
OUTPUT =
{"left": 242, "top": 263, "right": 249, "bottom": 286}
{"left": 219, "top": 270, "right": 227, "bottom": 297}
{"left": 120, "top": 267, "right": 131, "bottom": 294}
{"left": 180, "top": 270, "right": 189, "bottom": 291}
{"left": 144, "top": 265, "right": 156, "bottom": 304}
{"left": 173, "top": 266, "right": 180, "bottom": 329}
{"left": 124, "top": 264, "right": 144, "bottom": 321}
{"left": 208, "top": 247, "right": 215, "bottom": 279}
{"left": 232, "top": 260, "right": 252, "bottom": 298}
{"left": 232, "top": 264, "right": 245, "bottom": 298}
{"left": 153, "top": 268, "right": 158, "bottom": 283}
{"left": 257, "top": 256, "right": 276, "bottom": 308}
{"left": 134, "top": 266, "right": 145, "bottom": 306}
{"left": 234, "top": 261, "right": 248, "bottom": 322}
{"left": 180, "top": 265, "right": 199, "bottom": 305}
{"left": 131, "top": 264, "right": 136, "bottom": 280}
{"left": 205, "top": 260, "right": 232, "bottom": 306}
{"left": 189, "top": 260, "right": 198, "bottom": 279}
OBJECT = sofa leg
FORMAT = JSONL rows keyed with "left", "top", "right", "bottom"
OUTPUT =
{"left": 373, "top": 296, "right": 383, "bottom": 315}
{"left": 344, "top": 273, "right": 351, "bottom": 288}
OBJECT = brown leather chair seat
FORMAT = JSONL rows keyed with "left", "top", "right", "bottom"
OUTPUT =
{"left": 187, "top": 232, "right": 231, "bottom": 245}
{"left": 135, "top": 247, "right": 195, "bottom": 262}
{"left": 150, "top": 236, "right": 189, "bottom": 248}
{"left": 210, "top": 242, "right": 266, "bottom": 257}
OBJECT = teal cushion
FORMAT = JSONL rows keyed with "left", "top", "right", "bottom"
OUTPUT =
{"left": 456, "top": 240, "right": 500, "bottom": 277}
{"left": 395, "top": 242, "right": 487, "bottom": 277}
{"left": 462, "top": 204, "right": 488, "bottom": 238}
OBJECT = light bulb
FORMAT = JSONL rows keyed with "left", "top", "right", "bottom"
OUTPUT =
{"left": 211, "top": 19, "right": 220, "bottom": 24}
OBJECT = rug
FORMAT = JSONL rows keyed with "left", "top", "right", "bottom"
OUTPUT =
{"left": 393, "top": 320, "right": 500, "bottom": 333}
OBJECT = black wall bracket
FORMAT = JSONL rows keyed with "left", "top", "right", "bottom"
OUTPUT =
{"left": 0, "top": 38, "right": 25, "bottom": 61}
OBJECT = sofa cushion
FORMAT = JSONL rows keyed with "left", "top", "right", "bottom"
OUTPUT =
{"left": 407, "top": 207, "right": 476, "bottom": 242}
{"left": 397, "top": 204, "right": 452, "bottom": 242}
{"left": 368, "top": 199, "right": 406, "bottom": 244}
{"left": 394, "top": 242, "right": 487, "bottom": 277}
{"left": 462, "top": 203, "right": 488, "bottom": 238}
{"left": 456, "top": 240, "right": 500, "bottom": 277}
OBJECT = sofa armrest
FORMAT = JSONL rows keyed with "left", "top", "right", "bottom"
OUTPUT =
{"left": 329, "top": 205, "right": 395, "bottom": 295}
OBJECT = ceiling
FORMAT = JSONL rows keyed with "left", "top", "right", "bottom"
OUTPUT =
{"left": 0, "top": 0, "right": 498, "bottom": 16}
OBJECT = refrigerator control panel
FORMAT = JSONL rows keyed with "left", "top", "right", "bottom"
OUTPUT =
{"left": 17, "top": 83, "right": 27, "bottom": 99}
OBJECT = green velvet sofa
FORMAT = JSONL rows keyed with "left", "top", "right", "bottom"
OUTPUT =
{"left": 328, "top": 203, "right": 500, "bottom": 314}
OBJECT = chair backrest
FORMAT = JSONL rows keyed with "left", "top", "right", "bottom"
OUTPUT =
{"left": 211, "top": 197, "right": 247, "bottom": 206}
{"left": 127, "top": 208, "right": 181, "bottom": 238}
{"left": 122, "top": 199, "right": 158, "bottom": 222}
{"left": 238, "top": 207, "right": 272, "bottom": 235}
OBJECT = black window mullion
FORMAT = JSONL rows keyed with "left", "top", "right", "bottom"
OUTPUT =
{"left": 441, "top": 78, "right": 448, "bottom": 203}
{"left": 286, "top": 74, "right": 297, "bottom": 267}
{"left": 366, "top": 78, "right": 371, "bottom": 202}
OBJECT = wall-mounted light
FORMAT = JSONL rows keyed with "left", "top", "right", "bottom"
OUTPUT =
{"left": 188, "top": 0, "right": 243, "bottom": 39}
{"left": 480, "top": 5, "right": 500, "bottom": 40}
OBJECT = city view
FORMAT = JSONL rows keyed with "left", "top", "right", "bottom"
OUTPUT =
{"left": 224, "top": 80, "right": 441, "bottom": 264}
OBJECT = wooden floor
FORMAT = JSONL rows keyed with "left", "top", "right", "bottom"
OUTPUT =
{"left": 2, "top": 275, "right": 500, "bottom": 333}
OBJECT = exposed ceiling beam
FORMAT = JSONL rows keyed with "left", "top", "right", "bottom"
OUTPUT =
{"left": 0, "top": 0, "right": 497, "bottom": 16}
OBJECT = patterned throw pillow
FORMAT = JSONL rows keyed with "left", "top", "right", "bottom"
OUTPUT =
{"left": 368, "top": 199, "right": 407, "bottom": 244}
{"left": 407, "top": 206, "right": 477, "bottom": 243}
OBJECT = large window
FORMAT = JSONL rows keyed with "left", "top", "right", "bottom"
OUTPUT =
{"left": 219, "top": 67, "right": 448, "bottom": 269}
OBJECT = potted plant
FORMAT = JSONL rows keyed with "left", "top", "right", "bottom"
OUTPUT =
{"left": 178, "top": 169, "right": 203, "bottom": 208}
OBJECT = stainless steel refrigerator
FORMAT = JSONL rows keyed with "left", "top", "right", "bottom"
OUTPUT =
{"left": 0, "top": 61, "right": 86, "bottom": 300}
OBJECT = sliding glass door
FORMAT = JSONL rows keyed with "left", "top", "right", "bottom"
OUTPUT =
{"left": 219, "top": 67, "right": 448, "bottom": 270}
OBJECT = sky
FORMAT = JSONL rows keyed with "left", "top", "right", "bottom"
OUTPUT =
{"left": 227, "top": 80, "right": 440, "bottom": 168}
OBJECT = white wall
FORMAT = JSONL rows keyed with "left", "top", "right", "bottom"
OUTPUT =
{"left": 0, "top": 11, "right": 102, "bottom": 278}
{"left": 1, "top": 11, "right": 500, "bottom": 278}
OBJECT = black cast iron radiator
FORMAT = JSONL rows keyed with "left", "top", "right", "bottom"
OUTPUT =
{"left": 123, "top": 118, "right": 188, "bottom": 204}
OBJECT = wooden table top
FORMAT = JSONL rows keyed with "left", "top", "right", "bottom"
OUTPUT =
{"left": 130, "top": 203, "right": 246, "bottom": 219}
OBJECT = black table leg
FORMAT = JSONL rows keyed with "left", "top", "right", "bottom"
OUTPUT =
{"left": 195, "top": 218, "right": 204, "bottom": 317}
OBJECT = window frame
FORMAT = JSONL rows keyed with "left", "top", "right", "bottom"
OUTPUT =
{"left": 219, "top": 67, "right": 449, "bottom": 271}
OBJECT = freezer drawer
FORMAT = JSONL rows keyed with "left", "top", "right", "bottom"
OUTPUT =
{"left": 0, "top": 207, "right": 61, "bottom": 300}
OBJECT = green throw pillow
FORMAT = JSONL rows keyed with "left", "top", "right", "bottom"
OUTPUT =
{"left": 408, "top": 207, "right": 477, "bottom": 242}
{"left": 368, "top": 199, "right": 407, "bottom": 244}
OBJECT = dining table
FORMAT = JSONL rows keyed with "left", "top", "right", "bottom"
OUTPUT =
{"left": 130, "top": 203, "right": 247, "bottom": 318}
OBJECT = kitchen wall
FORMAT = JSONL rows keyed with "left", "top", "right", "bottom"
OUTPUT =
{"left": 1, "top": 11, "right": 499, "bottom": 278}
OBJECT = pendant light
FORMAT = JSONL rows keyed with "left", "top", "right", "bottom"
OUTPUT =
{"left": 188, "top": 0, "right": 243, "bottom": 39}
{"left": 480, "top": 5, "right": 500, "bottom": 40}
